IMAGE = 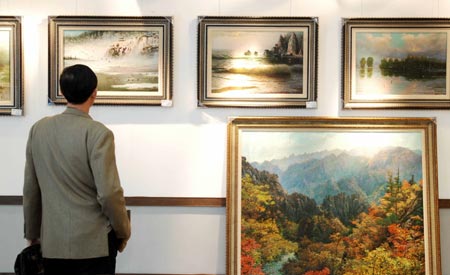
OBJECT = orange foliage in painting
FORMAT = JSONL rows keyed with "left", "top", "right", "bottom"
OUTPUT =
{"left": 239, "top": 159, "right": 426, "bottom": 275}
{"left": 241, "top": 236, "right": 264, "bottom": 275}
{"left": 304, "top": 267, "right": 331, "bottom": 275}
{"left": 388, "top": 224, "right": 410, "bottom": 257}
{"left": 343, "top": 205, "right": 386, "bottom": 259}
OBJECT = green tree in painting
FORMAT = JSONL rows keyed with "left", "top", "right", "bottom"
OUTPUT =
{"left": 322, "top": 193, "right": 369, "bottom": 226}
{"left": 379, "top": 55, "right": 446, "bottom": 79}
{"left": 381, "top": 171, "right": 424, "bottom": 226}
{"left": 382, "top": 171, "right": 402, "bottom": 223}
{"left": 359, "top": 57, "right": 366, "bottom": 69}
{"left": 367, "top": 56, "right": 374, "bottom": 68}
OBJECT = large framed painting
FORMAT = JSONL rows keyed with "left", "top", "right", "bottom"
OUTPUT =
{"left": 0, "top": 16, "right": 22, "bottom": 115}
{"left": 198, "top": 17, "right": 318, "bottom": 108}
{"left": 227, "top": 117, "right": 441, "bottom": 275}
{"left": 48, "top": 16, "right": 172, "bottom": 105}
{"left": 343, "top": 18, "right": 450, "bottom": 109}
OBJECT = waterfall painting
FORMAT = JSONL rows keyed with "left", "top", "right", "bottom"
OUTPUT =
{"left": 343, "top": 18, "right": 450, "bottom": 109}
{"left": 198, "top": 17, "right": 318, "bottom": 108}
{"left": 48, "top": 16, "right": 172, "bottom": 105}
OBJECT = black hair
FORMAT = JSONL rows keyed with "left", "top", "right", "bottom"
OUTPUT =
{"left": 59, "top": 64, "right": 98, "bottom": 104}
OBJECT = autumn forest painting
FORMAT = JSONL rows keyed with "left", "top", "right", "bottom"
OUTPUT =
{"left": 239, "top": 130, "right": 426, "bottom": 275}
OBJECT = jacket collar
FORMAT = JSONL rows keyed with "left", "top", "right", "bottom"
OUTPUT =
{"left": 63, "top": 106, "right": 92, "bottom": 119}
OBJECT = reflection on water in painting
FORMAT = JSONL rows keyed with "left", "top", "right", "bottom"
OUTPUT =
{"left": 212, "top": 51, "right": 302, "bottom": 96}
{"left": 356, "top": 65, "right": 446, "bottom": 96}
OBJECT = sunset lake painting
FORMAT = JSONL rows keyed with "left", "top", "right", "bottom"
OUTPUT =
{"left": 239, "top": 130, "right": 427, "bottom": 275}
{"left": 353, "top": 30, "right": 447, "bottom": 98}
{"left": 62, "top": 29, "right": 162, "bottom": 96}
{"left": 208, "top": 28, "right": 307, "bottom": 99}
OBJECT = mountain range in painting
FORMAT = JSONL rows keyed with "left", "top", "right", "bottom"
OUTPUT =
{"left": 249, "top": 146, "right": 422, "bottom": 204}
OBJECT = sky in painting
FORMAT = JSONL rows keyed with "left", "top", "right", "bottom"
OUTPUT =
{"left": 210, "top": 28, "right": 300, "bottom": 56}
{"left": 0, "top": 31, "right": 10, "bottom": 65}
{"left": 241, "top": 130, "right": 423, "bottom": 163}
{"left": 355, "top": 31, "right": 447, "bottom": 62}
{"left": 64, "top": 30, "right": 89, "bottom": 37}
{"left": 0, "top": 30, "right": 9, "bottom": 51}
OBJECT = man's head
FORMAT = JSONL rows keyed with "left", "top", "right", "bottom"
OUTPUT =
{"left": 59, "top": 64, "right": 98, "bottom": 104}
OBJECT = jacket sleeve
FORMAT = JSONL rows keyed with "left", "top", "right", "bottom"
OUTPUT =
{"left": 23, "top": 126, "right": 42, "bottom": 240}
{"left": 90, "top": 129, "right": 131, "bottom": 240}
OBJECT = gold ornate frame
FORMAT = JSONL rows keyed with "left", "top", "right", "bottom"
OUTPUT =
{"left": 227, "top": 117, "right": 441, "bottom": 275}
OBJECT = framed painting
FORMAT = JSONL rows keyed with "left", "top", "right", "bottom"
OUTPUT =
{"left": 48, "top": 16, "right": 172, "bottom": 105}
{"left": 343, "top": 18, "right": 450, "bottom": 109}
{"left": 0, "top": 16, "right": 22, "bottom": 115}
{"left": 227, "top": 117, "right": 441, "bottom": 275}
{"left": 198, "top": 17, "right": 318, "bottom": 108}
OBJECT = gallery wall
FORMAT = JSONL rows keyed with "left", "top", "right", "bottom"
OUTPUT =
{"left": 0, "top": 0, "right": 450, "bottom": 274}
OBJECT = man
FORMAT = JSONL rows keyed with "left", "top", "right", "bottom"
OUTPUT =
{"left": 23, "top": 64, "right": 131, "bottom": 275}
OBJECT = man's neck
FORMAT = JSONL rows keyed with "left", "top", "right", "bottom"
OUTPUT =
{"left": 67, "top": 102, "right": 91, "bottom": 114}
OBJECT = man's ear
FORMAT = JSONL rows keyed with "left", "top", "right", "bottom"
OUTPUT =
{"left": 91, "top": 89, "right": 97, "bottom": 99}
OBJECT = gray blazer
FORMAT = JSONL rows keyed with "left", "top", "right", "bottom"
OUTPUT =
{"left": 23, "top": 107, "right": 131, "bottom": 259}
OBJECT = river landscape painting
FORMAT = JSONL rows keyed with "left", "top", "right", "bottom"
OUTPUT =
{"left": 354, "top": 31, "right": 447, "bottom": 97}
{"left": 343, "top": 18, "right": 450, "bottom": 109}
{"left": 227, "top": 117, "right": 441, "bottom": 275}
{"left": 198, "top": 17, "right": 318, "bottom": 107}
{"left": 49, "top": 17, "right": 172, "bottom": 105}
{"left": 209, "top": 29, "right": 305, "bottom": 96}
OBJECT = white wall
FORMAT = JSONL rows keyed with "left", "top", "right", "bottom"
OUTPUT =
{"left": 0, "top": 0, "right": 449, "bottom": 274}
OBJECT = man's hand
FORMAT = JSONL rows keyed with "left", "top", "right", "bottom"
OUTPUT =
{"left": 117, "top": 238, "right": 128, "bottom": 252}
{"left": 27, "top": 239, "right": 40, "bottom": 246}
